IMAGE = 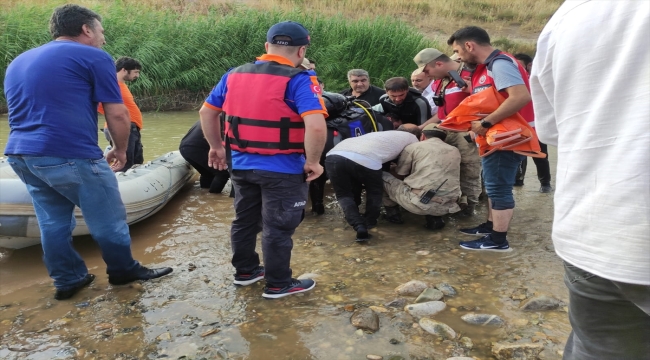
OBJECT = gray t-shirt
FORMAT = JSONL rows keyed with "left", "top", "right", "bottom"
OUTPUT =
{"left": 326, "top": 131, "right": 419, "bottom": 170}
{"left": 489, "top": 59, "right": 525, "bottom": 91}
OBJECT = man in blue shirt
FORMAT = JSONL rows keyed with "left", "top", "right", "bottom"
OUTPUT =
{"left": 3, "top": 4, "right": 172, "bottom": 300}
{"left": 199, "top": 21, "right": 327, "bottom": 299}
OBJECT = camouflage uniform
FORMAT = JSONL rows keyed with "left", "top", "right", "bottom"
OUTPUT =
{"left": 443, "top": 131, "right": 482, "bottom": 206}
{"left": 383, "top": 138, "right": 461, "bottom": 216}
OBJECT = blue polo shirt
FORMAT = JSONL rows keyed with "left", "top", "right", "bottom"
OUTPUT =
{"left": 4, "top": 41, "right": 122, "bottom": 159}
{"left": 204, "top": 54, "right": 327, "bottom": 174}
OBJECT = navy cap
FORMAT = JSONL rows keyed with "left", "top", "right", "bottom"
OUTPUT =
{"left": 267, "top": 21, "right": 310, "bottom": 46}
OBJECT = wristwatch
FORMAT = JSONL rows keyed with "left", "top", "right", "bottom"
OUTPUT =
{"left": 480, "top": 120, "right": 493, "bottom": 129}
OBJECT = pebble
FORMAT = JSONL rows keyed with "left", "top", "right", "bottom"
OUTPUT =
{"left": 94, "top": 323, "right": 113, "bottom": 331}
{"left": 435, "top": 283, "right": 458, "bottom": 297}
{"left": 350, "top": 308, "right": 379, "bottom": 332}
{"left": 343, "top": 304, "right": 355, "bottom": 312}
{"left": 156, "top": 332, "right": 172, "bottom": 341}
{"left": 520, "top": 296, "right": 561, "bottom": 311}
{"left": 384, "top": 298, "right": 407, "bottom": 308}
{"left": 510, "top": 288, "right": 528, "bottom": 301}
{"left": 404, "top": 301, "right": 446, "bottom": 317}
{"left": 326, "top": 295, "right": 344, "bottom": 303}
{"left": 367, "top": 355, "right": 383, "bottom": 360}
{"left": 512, "top": 318, "right": 530, "bottom": 327}
{"left": 415, "top": 288, "right": 444, "bottom": 303}
{"left": 75, "top": 301, "right": 90, "bottom": 308}
{"left": 416, "top": 250, "right": 430, "bottom": 256}
{"left": 355, "top": 329, "right": 364, "bottom": 336}
{"left": 389, "top": 338, "right": 400, "bottom": 344}
{"left": 201, "top": 328, "right": 220, "bottom": 337}
{"left": 459, "top": 336, "right": 473, "bottom": 349}
{"left": 394, "top": 280, "right": 428, "bottom": 296}
{"left": 446, "top": 357, "right": 475, "bottom": 360}
{"left": 419, "top": 318, "right": 456, "bottom": 339}
{"left": 461, "top": 313, "right": 505, "bottom": 326}
{"left": 369, "top": 306, "right": 388, "bottom": 313}
{"left": 492, "top": 342, "right": 544, "bottom": 359}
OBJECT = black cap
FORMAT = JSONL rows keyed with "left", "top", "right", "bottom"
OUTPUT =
{"left": 267, "top": 21, "right": 310, "bottom": 46}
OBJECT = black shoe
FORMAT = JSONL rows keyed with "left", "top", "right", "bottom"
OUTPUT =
{"left": 355, "top": 225, "right": 371, "bottom": 242}
{"left": 540, "top": 185, "right": 553, "bottom": 193}
{"left": 514, "top": 180, "right": 524, "bottom": 187}
{"left": 383, "top": 206, "right": 403, "bottom": 224}
{"left": 312, "top": 203, "right": 325, "bottom": 215}
{"left": 108, "top": 266, "right": 173, "bottom": 286}
{"left": 54, "top": 274, "right": 95, "bottom": 300}
{"left": 263, "top": 278, "right": 316, "bottom": 299}
{"left": 424, "top": 215, "right": 445, "bottom": 230}
{"left": 233, "top": 266, "right": 265, "bottom": 286}
{"left": 459, "top": 222, "right": 492, "bottom": 236}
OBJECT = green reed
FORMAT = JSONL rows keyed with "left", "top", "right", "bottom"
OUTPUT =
{"left": 1, "top": 2, "right": 435, "bottom": 111}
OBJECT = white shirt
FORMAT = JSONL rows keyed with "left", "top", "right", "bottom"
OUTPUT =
{"left": 326, "top": 131, "right": 418, "bottom": 170}
{"left": 531, "top": 0, "right": 650, "bottom": 285}
{"left": 421, "top": 82, "right": 439, "bottom": 116}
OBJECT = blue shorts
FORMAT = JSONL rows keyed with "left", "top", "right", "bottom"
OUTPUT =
{"left": 482, "top": 151, "right": 525, "bottom": 210}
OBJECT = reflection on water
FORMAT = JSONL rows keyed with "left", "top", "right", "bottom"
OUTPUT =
{"left": 0, "top": 111, "right": 569, "bottom": 359}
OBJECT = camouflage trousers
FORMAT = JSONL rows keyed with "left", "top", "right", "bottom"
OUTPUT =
{"left": 382, "top": 173, "right": 461, "bottom": 216}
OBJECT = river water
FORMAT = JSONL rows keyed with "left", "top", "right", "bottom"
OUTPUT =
{"left": 0, "top": 112, "right": 570, "bottom": 360}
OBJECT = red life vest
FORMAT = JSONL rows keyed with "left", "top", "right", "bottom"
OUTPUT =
{"left": 223, "top": 61, "right": 305, "bottom": 155}
{"left": 433, "top": 68, "right": 473, "bottom": 118}
{"left": 471, "top": 50, "right": 535, "bottom": 126}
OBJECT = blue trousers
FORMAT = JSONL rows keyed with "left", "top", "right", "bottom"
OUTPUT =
{"left": 7, "top": 156, "right": 139, "bottom": 290}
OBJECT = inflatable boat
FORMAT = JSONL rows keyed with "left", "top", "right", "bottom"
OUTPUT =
{"left": 0, "top": 151, "right": 195, "bottom": 249}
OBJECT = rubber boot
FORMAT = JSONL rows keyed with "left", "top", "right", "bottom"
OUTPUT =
{"left": 424, "top": 215, "right": 445, "bottom": 230}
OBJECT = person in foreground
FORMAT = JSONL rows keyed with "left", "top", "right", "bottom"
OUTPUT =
{"left": 199, "top": 21, "right": 327, "bottom": 299}
{"left": 531, "top": 1, "right": 650, "bottom": 358}
{"left": 3, "top": 4, "right": 173, "bottom": 300}
{"left": 448, "top": 26, "right": 533, "bottom": 251}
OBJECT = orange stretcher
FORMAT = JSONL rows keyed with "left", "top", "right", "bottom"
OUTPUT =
{"left": 438, "top": 86, "right": 546, "bottom": 158}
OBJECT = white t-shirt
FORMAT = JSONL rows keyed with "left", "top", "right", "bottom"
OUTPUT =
{"left": 531, "top": 0, "right": 650, "bottom": 285}
{"left": 326, "top": 131, "right": 418, "bottom": 170}
{"left": 421, "top": 82, "right": 439, "bottom": 115}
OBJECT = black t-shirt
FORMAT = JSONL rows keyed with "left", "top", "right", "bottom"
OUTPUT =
{"left": 180, "top": 120, "right": 210, "bottom": 149}
{"left": 378, "top": 88, "right": 432, "bottom": 125}
{"left": 339, "top": 85, "right": 386, "bottom": 106}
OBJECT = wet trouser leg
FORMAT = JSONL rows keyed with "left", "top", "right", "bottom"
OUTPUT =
{"left": 180, "top": 145, "right": 230, "bottom": 192}
{"left": 533, "top": 142, "right": 551, "bottom": 186}
{"left": 7, "top": 156, "right": 139, "bottom": 290}
{"left": 325, "top": 155, "right": 366, "bottom": 230}
{"left": 563, "top": 261, "right": 650, "bottom": 360}
{"left": 230, "top": 170, "right": 307, "bottom": 288}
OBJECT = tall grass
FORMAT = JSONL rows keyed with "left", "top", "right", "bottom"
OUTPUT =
{"left": 1, "top": 1, "right": 436, "bottom": 111}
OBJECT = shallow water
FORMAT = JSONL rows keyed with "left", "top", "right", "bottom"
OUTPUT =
{"left": 0, "top": 112, "right": 570, "bottom": 359}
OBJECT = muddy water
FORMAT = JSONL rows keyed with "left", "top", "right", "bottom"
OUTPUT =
{"left": 0, "top": 112, "right": 570, "bottom": 359}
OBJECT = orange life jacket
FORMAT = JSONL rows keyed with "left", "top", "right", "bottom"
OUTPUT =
{"left": 223, "top": 62, "right": 305, "bottom": 155}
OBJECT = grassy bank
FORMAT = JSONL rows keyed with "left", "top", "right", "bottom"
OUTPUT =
{"left": 1, "top": 0, "right": 557, "bottom": 112}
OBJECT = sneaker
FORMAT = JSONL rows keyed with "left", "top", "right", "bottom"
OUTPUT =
{"left": 54, "top": 274, "right": 95, "bottom": 300}
{"left": 108, "top": 266, "right": 173, "bottom": 286}
{"left": 262, "top": 278, "right": 316, "bottom": 299}
{"left": 233, "top": 266, "right": 265, "bottom": 286}
{"left": 458, "top": 222, "right": 492, "bottom": 236}
{"left": 459, "top": 235, "right": 512, "bottom": 252}
{"left": 514, "top": 180, "right": 524, "bottom": 187}
{"left": 539, "top": 185, "right": 553, "bottom": 193}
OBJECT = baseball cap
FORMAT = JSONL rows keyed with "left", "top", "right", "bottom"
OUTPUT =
{"left": 267, "top": 21, "right": 310, "bottom": 46}
{"left": 422, "top": 123, "right": 447, "bottom": 133}
{"left": 413, "top": 48, "right": 444, "bottom": 74}
{"left": 300, "top": 57, "right": 311, "bottom": 69}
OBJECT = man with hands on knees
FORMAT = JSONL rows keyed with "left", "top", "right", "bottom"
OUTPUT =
{"left": 199, "top": 21, "right": 327, "bottom": 299}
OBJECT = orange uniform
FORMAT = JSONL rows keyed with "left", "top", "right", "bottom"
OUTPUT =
{"left": 98, "top": 82, "right": 142, "bottom": 129}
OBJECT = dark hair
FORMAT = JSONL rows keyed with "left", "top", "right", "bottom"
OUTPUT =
{"left": 514, "top": 53, "right": 533, "bottom": 67}
{"left": 396, "top": 124, "right": 422, "bottom": 139}
{"left": 49, "top": 4, "right": 101, "bottom": 39}
{"left": 447, "top": 26, "right": 491, "bottom": 46}
{"left": 422, "top": 129, "right": 447, "bottom": 141}
{"left": 384, "top": 77, "right": 409, "bottom": 92}
{"left": 115, "top": 57, "right": 142, "bottom": 72}
{"left": 308, "top": 59, "right": 316, "bottom": 65}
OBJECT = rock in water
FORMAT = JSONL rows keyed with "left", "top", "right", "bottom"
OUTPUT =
{"left": 520, "top": 296, "right": 561, "bottom": 311}
{"left": 404, "top": 301, "right": 446, "bottom": 317}
{"left": 459, "top": 337, "right": 473, "bottom": 349}
{"left": 415, "top": 288, "right": 444, "bottom": 303}
{"left": 492, "top": 342, "right": 544, "bottom": 359}
{"left": 384, "top": 298, "right": 407, "bottom": 308}
{"left": 419, "top": 318, "right": 456, "bottom": 339}
{"left": 446, "top": 358, "right": 476, "bottom": 360}
{"left": 394, "top": 280, "right": 428, "bottom": 296}
{"left": 350, "top": 308, "right": 379, "bottom": 332}
{"left": 436, "top": 282, "right": 458, "bottom": 297}
{"left": 461, "top": 313, "right": 505, "bottom": 326}
{"left": 366, "top": 355, "right": 383, "bottom": 360}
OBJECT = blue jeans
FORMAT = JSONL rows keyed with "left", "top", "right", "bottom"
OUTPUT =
{"left": 7, "top": 156, "right": 139, "bottom": 290}
{"left": 482, "top": 150, "right": 524, "bottom": 210}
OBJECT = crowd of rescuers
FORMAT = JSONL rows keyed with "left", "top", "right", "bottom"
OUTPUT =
{"left": 180, "top": 23, "right": 547, "bottom": 257}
